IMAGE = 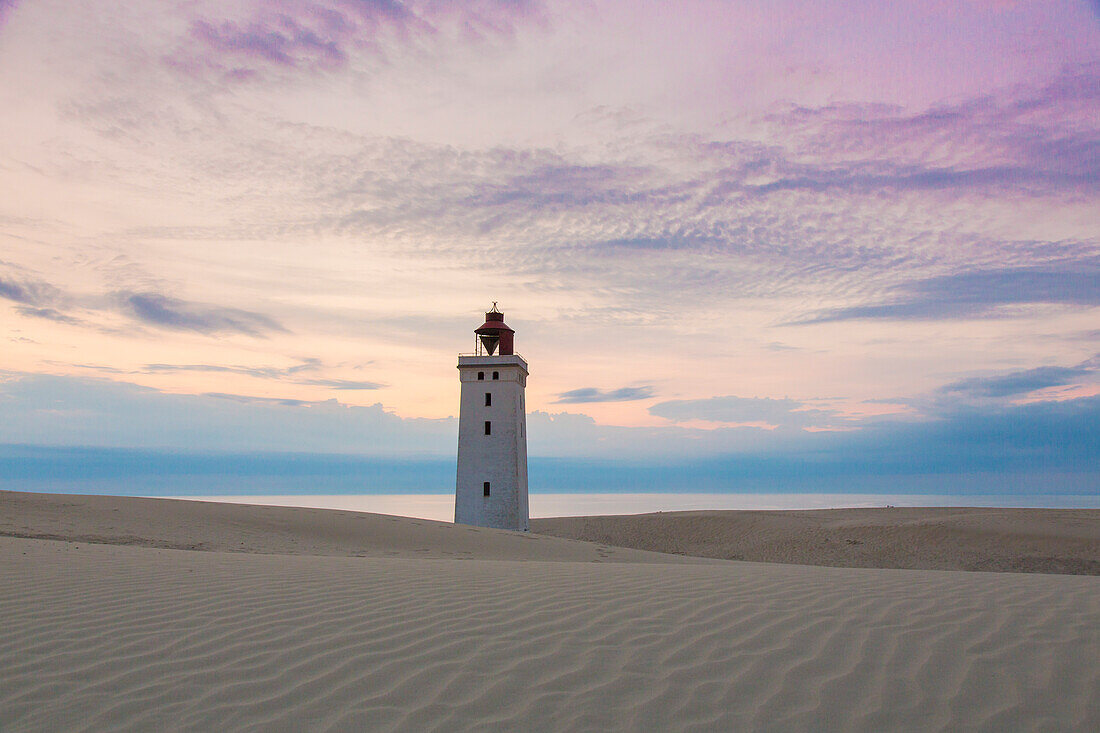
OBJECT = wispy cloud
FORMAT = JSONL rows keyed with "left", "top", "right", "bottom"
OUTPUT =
{"left": 791, "top": 266, "right": 1100, "bottom": 324}
{"left": 200, "top": 392, "right": 320, "bottom": 407}
{"left": 939, "top": 356, "right": 1099, "bottom": 398}
{"left": 649, "top": 396, "right": 839, "bottom": 428}
{"left": 0, "top": 0, "right": 18, "bottom": 27}
{"left": 298, "top": 378, "right": 384, "bottom": 390}
{"left": 555, "top": 386, "right": 654, "bottom": 404}
{"left": 120, "top": 292, "right": 288, "bottom": 337}
{"left": 140, "top": 359, "right": 381, "bottom": 390}
{"left": 274, "top": 64, "right": 1100, "bottom": 323}
{"left": 168, "top": 0, "right": 547, "bottom": 82}
{"left": 2, "top": 272, "right": 290, "bottom": 339}
{"left": 14, "top": 306, "right": 84, "bottom": 325}
{"left": 44, "top": 46, "right": 1100, "bottom": 330}
{"left": 142, "top": 360, "right": 319, "bottom": 379}
{"left": 0, "top": 273, "right": 61, "bottom": 307}
{"left": 0, "top": 270, "right": 85, "bottom": 324}
{"left": 941, "top": 366, "right": 1092, "bottom": 398}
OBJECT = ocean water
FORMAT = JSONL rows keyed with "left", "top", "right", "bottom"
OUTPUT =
{"left": 172, "top": 492, "right": 1100, "bottom": 522}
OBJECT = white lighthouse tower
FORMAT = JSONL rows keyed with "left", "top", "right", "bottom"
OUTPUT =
{"left": 454, "top": 304, "right": 529, "bottom": 531}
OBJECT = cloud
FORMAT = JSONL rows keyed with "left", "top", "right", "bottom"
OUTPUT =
{"left": 297, "top": 378, "right": 384, "bottom": 390}
{"left": 143, "top": 360, "right": 319, "bottom": 379}
{"left": 0, "top": 373, "right": 450, "bottom": 454}
{"left": 169, "top": 0, "right": 548, "bottom": 83}
{"left": 792, "top": 266, "right": 1100, "bottom": 323}
{"left": 0, "top": 0, "right": 17, "bottom": 26}
{"left": 4, "top": 275, "right": 287, "bottom": 337}
{"left": 200, "top": 392, "right": 319, "bottom": 407}
{"left": 759, "top": 62, "right": 1100, "bottom": 191}
{"left": 0, "top": 274, "right": 60, "bottom": 307}
{"left": 14, "top": 306, "right": 84, "bottom": 325}
{"left": 186, "top": 13, "right": 352, "bottom": 73}
{"left": 739, "top": 163, "right": 1096, "bottom": 197}
{"left": 141, "top": 360, "right": 381, "bottom": 390}
{"left": 45, "top": 51, "right": 1100, "bottom": 333}
{"left": 280, "top": 64, "right": 1099, "bottom": 325}
{"left": 144, "top": 362, "right": 285, "bottom": 377}
{"left": 554, "top": 386, "right": 654, "bottom": 404}
{"left": 5, "top": 2, "right": 1099, "bottom": 464}
{"left": 0, "top": 271, "right": 83, "bottom": 325}
{"left": 462, "top": 163, "right": 658, "bottom": 210}
{"left": 168, "top": 1, "right": 416, "bottom": 81}
{"left": 4, "top": 374, "right": 1096, "bottom": 494}
{"left": 940, "top": 357, "right": 1099, "bottom": 398}
{"left": 649, "top": 395, "right": 839, "bottom": 428}
{"left": 120, "top": 292, "right": 288, "bottom": 337}
{"left": 942, "top": 366, "right": 1091, "bottom": 398}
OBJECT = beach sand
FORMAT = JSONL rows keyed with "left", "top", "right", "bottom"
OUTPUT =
{"left": 2, "top": 491, "right": 1098, "bottom": 731}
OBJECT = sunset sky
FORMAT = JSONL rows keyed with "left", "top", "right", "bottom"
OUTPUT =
{"left": 1, "top": 0, "right": 1098, "bottom": 494}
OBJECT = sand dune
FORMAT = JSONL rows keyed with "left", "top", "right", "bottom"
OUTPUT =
{"left": 534, "top": 507, "right": 1100, "bottom": 574}
{"left": 0, "top": 491, "right": 684, "bottom": 564}
{"left": 2, "top": 491, "right": 1098, "bottom": 731}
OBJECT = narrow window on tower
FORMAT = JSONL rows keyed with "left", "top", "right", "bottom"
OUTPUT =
{"left": 492, "top": 371, "right": 499, "bottom": 380}
{"left": 484, "top": 421, "right": 491, "bottom": 435}
{"left": 483, "top": 481, "right": 491, "bottom": 497}
{"left": 485, "top": 392, "right": 491, "bottom": 406}
{"left": 477, "top": 371, "right": 484, "bottom": 380}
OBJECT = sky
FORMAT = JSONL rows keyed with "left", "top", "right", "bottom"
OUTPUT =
{"left": 1, "top": 0, "right": 1098, "bottom": 496}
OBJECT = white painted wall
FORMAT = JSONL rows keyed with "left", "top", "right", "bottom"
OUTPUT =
{"left": 454, "top": 355, "right": 529, "bottom": 530}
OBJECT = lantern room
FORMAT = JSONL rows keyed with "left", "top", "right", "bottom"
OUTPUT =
{"left": 473, "top": 303, "right": 515, "bottom": 356}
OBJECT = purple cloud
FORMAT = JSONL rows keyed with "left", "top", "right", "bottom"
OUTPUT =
{"left": 941, "top": 363, "right": 1097, "bottom": 399}
{"left": 731, "top": 63, "right": 1100, "bottom": 201}
{"left": 121, "top": 292, "right": 288, "bottom": 337}
{"left": 169, "top": 0, "right": 546, "bottom": 82}
{"left": 555, "top": 386, "right": 654, "bottom": 404}
{"left": 0, "top": 0, "right": 18, "bottom": 26}
{"left": 190, "top": 15, "right": 348, "bottom": 70}
{"left": 0, "top": 274, "right": 61, "bottom": 307}
{"left": 791, "top": 266, "right": 1100, "bottom": 324}
{"left": 298, "top": 377, "right": 384, "bottom": 390}
{"left": 14, "top": 307, "right": 84, "bottom": 326}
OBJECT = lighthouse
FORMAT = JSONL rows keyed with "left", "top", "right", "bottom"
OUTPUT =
{"left": 454, "top": 304, "right": 529, "bottom": 531}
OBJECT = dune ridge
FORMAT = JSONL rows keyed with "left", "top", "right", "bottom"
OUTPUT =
{"left": 0, "top": 491, "right": 687, "bottom": 564}
{"left": 533, "top": 507, "right": 1100, "bottom": 574}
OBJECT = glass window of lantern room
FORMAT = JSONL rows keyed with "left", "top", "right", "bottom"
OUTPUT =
{"left": 477, "top": 371, "right": 484, "bottom": 380}
{"left": 492, "top": 371, "right": 499, "bottom": 380}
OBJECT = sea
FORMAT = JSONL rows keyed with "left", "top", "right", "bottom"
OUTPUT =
{"left": 171, "top": 492, "right": 1100, "bottom": 522}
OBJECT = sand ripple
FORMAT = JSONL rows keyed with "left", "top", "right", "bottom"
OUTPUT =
{"left": 2, "top": 537, "right": 1097, "bottom": 732}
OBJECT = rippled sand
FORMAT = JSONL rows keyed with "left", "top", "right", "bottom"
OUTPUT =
{"left": 1, "top": 491, "right": 1097, "bottom": 731}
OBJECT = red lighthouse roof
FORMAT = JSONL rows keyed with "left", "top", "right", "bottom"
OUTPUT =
{"left": 474, "top": 303, "right": 514, "bottom": 355}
